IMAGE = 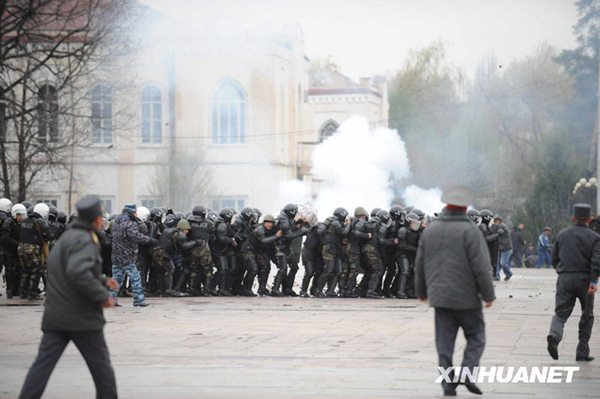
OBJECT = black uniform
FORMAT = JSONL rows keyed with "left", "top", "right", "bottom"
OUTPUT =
{"left": 254, "top": 223, "right": 279, "bottom": 295}
{"left": 357, "top": 217, "right": 384, "bottom": 297}
{"left": 272, "top": 213, "right": 307, "bottom": 296}
{"left": 480, "top": 224, "right": 500, "bottom": 277}
{"left": 300, "top": 222, "right": 325, "bottom": 295}
{"left": 2, "top": 216, "right": 22, "bottom": 297}
{"left": 315, "top": 216, "right": 350, "bottom": 296}
{"left": 379, "top": 221, "right": 399, "bottom": 296}
{"left": 397, "top": 226, "right": 421, "bottom": 298}
{"left": 549, "top": 221, "right": 600, "bottom": 359}
{"left": 214, "top": 220, "right": 237, "bottom": 295}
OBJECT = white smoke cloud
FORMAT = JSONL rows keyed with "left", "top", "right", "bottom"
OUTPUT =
{"left": 402, "top": 185, "right": 446, "bottom": 216}
{"left": 277, "top": 116, "right": 444, "bottom": 219}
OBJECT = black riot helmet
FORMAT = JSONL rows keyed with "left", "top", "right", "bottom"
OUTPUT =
{"left": 150, "top": 207, "right": 163, "bottom": 222}
{"left": 404, "top": 205, "right": 415, "bottom": 214}
{"left": 479, "top": 209, "right": 494, "bottom": 225}
{"left": 206, "top": 211, "right": 221, "bottom": 224}
{"left": 240, "top": 207, "right": 255, "bottom": 222}
{"left": 466, "top": 209, "right": 482, "bottom": 226}
{"left": 22, "top": 201, "right": 33, "bottom": 209}
{"left": 376, "top": 210, "right": 391, "bottom": 225}
{"left": 57, "top": 211, "right": 67, "bottom": 224}
{"left": 333, "top": 207, "right": 349, "bottom": 222}
{"left": 253, "top": 208, "right": 262, "bottom": 219}
{"left": 48, "top": 205, "right": 58, "bottom": 221}
{"left": 370, "top": 208, "right": 382, "bottom": 218}
{"left": 283, "top": 203, "right": 298, "bottom": 218}
{"left": 412, "top": 208, "right": 425, "bottom": 223}
{"left": 175, "top": 212, "right": 185, "bottom": 221}
{"left": 219, "top": 208, "right": 235, "bottom": 223}
{"left": 192, "top": 205, "right": 206, "bottom": 218}
{"left": 164, "top": 214, "right": 177, "bottom": 228}
{"left": 69, "top": 212, "right": 78, "bottom": 223}
{"left": 389, "top": 205, "right": 404, "bottom": 221}
{"left": 406, "top": 212, "right": 420, "bottom": 231}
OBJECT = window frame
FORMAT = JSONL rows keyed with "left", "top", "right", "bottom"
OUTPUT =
{"left": 141, "top": 84, "right": 163, "bottom": 145}
{"left": 211, "top": 79, "right": 246, "bottom": 146}
{"left": 210, "top": 196, "right": 248, "bottom": 212}
{"left": 37, "top": 84, "right": 59, "bottom": 143}
{"left": 91, "top": 84, "right": 113, "bottom": 144}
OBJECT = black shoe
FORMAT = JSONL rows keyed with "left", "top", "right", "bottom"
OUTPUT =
{"left": 28, "top": 293, "right": 43, "bottom": 300}
{"left": 299, "top": 290, "right": 309, "bottom": 298}
{"left": 444, "top": 390, "right": 457, "bottom": 397}
{"left": 283, "top": 289, "right": 298, "bottom": 297}
{"left": 326, "top": 291, "right": 338, "bottom": 298}
{"left": 463, "top": 381, "right": 483, "bottom": 395}
{"left": 114, "top": 303, "right": 122, "bottom": 307}
{"left": 242, "top": 289, "right": 257, "bottom": 297}
{"left": 19, "top": 292, "right": 27, "bottom": 299}
{"left": 346, "top": 291, "right": 360, "bottom": 298}
{"left": 270, "top": 290, "right": 283, "bottom": 297}
{"left": 134, "top": 303, "right": 151, "bottom": 307}
{"left": 6, "top": 291, "right": 13, "bottom": 299}
{"left": 366, "top": 291, "right": 383, "bottom": 299}
{"left": 576, "top": 355, "right": 594, "bottom": 361}
{"left": 547, "top": 335, "right": 559, "bottom": 360}
{"left": 315, "top": 292, "right": 327, "bottom": 298}
{"left": 397, "top": 292, "right": 408, "bottom": 299}
{"left": 504, "top": 275, "right": 512, "bottom": 281}
{"left": 257, "top": 288, "right": 270, "bottom": 296}
{"left": 219, "top": 290, "right": 234, "bottom": 297}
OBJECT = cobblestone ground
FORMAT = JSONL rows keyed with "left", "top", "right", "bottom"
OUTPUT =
{"left": 0, "top": 268, "right": 598, "bottom": 398}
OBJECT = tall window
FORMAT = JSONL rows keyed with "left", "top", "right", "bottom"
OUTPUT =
{"left": 142, "top": 85, "right": 162, "bottom": 144}
{"left": 38, "top": 84, "right": 58, "bottom": 143}
{"left": 140, "top": 198, "right": 161, "bottom": 209}
{"left": 91, "top": 85, "right": 112, "bottom": 144}
{"left": 212, "top": 80, "right": 245, "bottom": 144}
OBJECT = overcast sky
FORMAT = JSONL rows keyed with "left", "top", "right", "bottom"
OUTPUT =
{"left": 140, "top": 0, "right": 579, "bottom": 80}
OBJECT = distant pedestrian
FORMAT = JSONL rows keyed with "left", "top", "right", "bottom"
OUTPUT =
{"left": 547, "top": 204, "right": 598, "bottom": 362}
{"left": 509, "top": 224, "right": 525, "bottom": 268}
{"left": 494, "top": 216, "right": 513, "bottom": 281}
{"left": 535, "top": 227, "right": 552, "bottom": 269}
{"left": 415, "top": 186, "right": 495, "bottom": 396}
{"left": 19, "top": 196, "right": 118, "bottom": 399}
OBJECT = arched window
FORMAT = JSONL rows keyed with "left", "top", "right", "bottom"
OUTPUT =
{"left": 142, "top": 85, "right": 162, "bottom": 144}
{"left": 91, "top": 85, "right": 112, "bottom": 144}
{"left": 38, "top": 84, "right": 58, "bottom": 143}
{"left": 319, "top": 119, "right": 339, "bottom": 141}
{"left": 212, "top": 80, "right": 245, "bottom": 144}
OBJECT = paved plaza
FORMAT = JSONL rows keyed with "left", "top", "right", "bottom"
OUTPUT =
{"left": 0, "top": 268, "right": 598, "bottom": 398}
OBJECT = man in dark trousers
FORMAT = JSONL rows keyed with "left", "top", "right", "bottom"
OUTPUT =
{"left": 19, "top": 196, "right": 119, "bottom": 399}
{"left": 547, "top": 203, "right": 599, "bottom": 362}
{"left": 415, "top": 186, "right": 495, "bottom": 396}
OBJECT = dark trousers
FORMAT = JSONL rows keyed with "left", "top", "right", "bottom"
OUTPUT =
{"left": 549, "top": 273, "right": 595, "bottom": 358}
{"left": 435, "top": 307, "right": 486, "bottom": 391}
{"left": 20, "top": 330, "right": 117, "bottom": 399}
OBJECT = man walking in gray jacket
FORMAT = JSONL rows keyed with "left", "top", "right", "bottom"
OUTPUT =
{"left": 415, "top": 186, "right": 496, "bottom": 396}
{"left": 19, "top": 196, "right": 119, "bottom": 399}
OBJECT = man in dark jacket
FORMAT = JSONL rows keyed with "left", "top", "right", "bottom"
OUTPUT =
{"left": 110, "top": 204, "right": 156, "bottom": 307}
{"left": 19, "top": 196, "right": 118, "bottom": 399}
{"left": 494, "top": 216, "right": 513, "bottom": 281}
{"left": 415, "top": 186, "right": 495, "bottom": 396}
{"left": 509, "top": 224, "right": 525, "bottom": 268}
{"left": 547, "top": 203, "right": 599, "bottom": 362}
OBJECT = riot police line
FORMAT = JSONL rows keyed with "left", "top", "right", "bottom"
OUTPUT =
{"left": 0, "top": 198, "right": 506, "bottom": 300}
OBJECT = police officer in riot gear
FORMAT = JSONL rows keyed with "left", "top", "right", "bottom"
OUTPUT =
{"left": 341, "top": 207, "right": 370, "bottom": 298}
{"left": 300, "top": 221, "right": 326, "bottom": 298}
{"left": 214, "top": 208, "right": 238, "bottom": 296}
{"left": 254, "top": 214, "right": 281, "bottom": 296}
{"left": 315, "top": 207, "right": 350, "bottom": 298}
{"left": 238, "top": 207, "right": 259, "bottom": 296}
{"left": 467, "top": 209, "right": 482, "bottom": 226}
{"left": 397, "top": 212, "right": 421, "bottom": 299}
{"left": 2, "top": 203, "right": 26, "bottom": 298}
{"left": 186, "top": 205, "right": 216, "bottom": 296}
{"left": 272, "top": 204, "right": 308, "bottom": 297}
{"left": 480, "top": 209, "right": 500, "bottom": 277}
{"left": 358, "top": 212, "right": 385, "bottom": 299}
{"left": 379, "top": 209, "right": 400, "bottom": 297}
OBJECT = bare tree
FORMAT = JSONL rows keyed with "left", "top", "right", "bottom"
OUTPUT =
{"left": 0, "top": 0, "right": 141, "bottom": 201}
{"left": 148, "top": 147, "right": 214, "bottom": 212}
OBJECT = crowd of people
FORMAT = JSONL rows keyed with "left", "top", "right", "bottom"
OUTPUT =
{"left": 0, "top": 197, "right": 533, "bottom": 302}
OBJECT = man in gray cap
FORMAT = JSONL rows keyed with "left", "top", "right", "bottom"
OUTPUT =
{"left": 19, "top": 196, "right": 118, "bottom": 399}
{"left": 547, "top": 203, "right": 599, "bottom": 362}
{"left": 415, "top": 185, "right": 495, "bottom": 396}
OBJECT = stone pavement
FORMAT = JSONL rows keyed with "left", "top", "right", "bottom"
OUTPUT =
{"left": 0, "top": 268, "right": 598, "bottom": 398}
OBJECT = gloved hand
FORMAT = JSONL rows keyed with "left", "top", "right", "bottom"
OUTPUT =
{"left": 150, "top": 238, "right": 159, "bottom": 246}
